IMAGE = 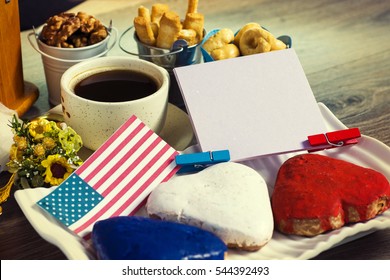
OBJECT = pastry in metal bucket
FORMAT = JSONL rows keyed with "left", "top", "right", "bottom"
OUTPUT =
{"left": 119, "top": 26, "right": 204, "bottom": 72}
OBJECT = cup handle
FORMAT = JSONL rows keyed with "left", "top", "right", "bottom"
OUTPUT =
{"left": 27, "top": 27, "right": 118, "bottom": 63}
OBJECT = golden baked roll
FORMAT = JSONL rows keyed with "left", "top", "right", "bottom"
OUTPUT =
{"left": 233, "top": 22, "right": 261, "bottom": 46}
{"left": 183, "top": 12, "right": 204, "bottom": 42}
{"left": 156, "top": 11, "right": 182, "bottom": 49}
{"left": 138, "top": 6, "right": 158, "bottom": 38}
{"left": 271, "top": 38, "right": 287, "bottom": 50}
{"left": 151, "top": 3, "right": 169, "bottom": 25}
{"left": 138, "top": 5, "right": 151, "bottom": 21}
{"left": 134, "top": 16, "right": 156, "bottom": 46}
{"left": 178, "top": 29, "right": 198, "bottom": 45}
{"left": 239, "top": 27, "right": 272, "bottom": 55}
{"left": 211, "top": 44, "right": 240, "bottom": 60}
{"left": 187, "top": 0, "right": 198, "bottom": 14}
{"left": 202, "top": 28, "right": 235, "bottom": 53}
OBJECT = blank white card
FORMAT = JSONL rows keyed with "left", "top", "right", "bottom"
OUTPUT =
{"left": 174, "top": 48, "right": 327, "bottom": 161}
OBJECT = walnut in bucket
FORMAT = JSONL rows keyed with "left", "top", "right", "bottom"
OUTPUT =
{"left": 40, "top": 12, "right": 108, "bottom": 48}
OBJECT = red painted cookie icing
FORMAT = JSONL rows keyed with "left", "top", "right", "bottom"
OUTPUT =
{"left": 271, "top": 154, "right": 390, "bottom": 236}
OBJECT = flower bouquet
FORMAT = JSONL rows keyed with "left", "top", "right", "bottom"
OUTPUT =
{"left": 6, "top": 115, "right": 83, "bottom": 188}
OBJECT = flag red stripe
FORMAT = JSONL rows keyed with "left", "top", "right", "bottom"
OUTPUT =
{"left": 128, "top": 159, "right": 180, "bottom": 216}
{"left": 78, "top": 122, "right": 145, "bottom": 183}
{"left": 162, "top": 163, "right": 181, "bottom": 183}
{"left": 111, "top": 150, "right": 179, "bottom": 216}
{"left": 100, "top": 134, "right": 161, "bottom": 197}
{"left": 76, "top": 115, "right": 138, "bottom": 175}
{"left": 82, "top": 160, "right": 178, "bottom": 241}
{"left": 87, "top": 128, "right": 154, "bottom": 191}
{"left": 73, "top": 142, "right": 173, "bottom": 235}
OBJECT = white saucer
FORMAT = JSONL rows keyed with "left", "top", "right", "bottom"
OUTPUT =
{"left": 48, "top": 103, "right": 194, "bottom": 154}
{"left": 158, "top": 103, "right": 195, "bottom": 151}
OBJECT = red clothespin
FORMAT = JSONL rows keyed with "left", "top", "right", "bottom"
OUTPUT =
{"left": 307, "top": 128, "right": 361, "bottom": 152}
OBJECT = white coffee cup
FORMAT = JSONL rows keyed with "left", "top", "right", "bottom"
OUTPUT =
{"left": 60, "top": 56, "right": 170, "bottom": 150}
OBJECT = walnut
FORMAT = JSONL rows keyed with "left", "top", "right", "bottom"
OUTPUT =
{"left": 69, "top": 34, "right": 89, "bottom": 48}
{"left": 77, "top": 12, "right": 99, "bottom": 34}
{"left": 89, "top": 25, "right": 108, "bottom": 45}
{"left": 40, "top": 15, "right": 65, "bottom": 44}
{"left": 39, "top": 12, "right": 108, "bottom": 48}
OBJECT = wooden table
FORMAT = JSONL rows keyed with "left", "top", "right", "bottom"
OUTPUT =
{"left": 1, "top": 0, "right": 389, "bottom": 260}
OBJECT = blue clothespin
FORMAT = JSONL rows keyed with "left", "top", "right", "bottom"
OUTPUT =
{"left": 175, "top": 150, "right": 230, "bottom": 174}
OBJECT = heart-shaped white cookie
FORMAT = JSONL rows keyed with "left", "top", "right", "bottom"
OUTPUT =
{"left": 146, "top": 162, "right": 273, "bottom": 251}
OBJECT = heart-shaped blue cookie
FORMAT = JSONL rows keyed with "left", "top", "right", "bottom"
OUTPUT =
{"left": 92, "top": 216, "right": 227, "bottom": 259}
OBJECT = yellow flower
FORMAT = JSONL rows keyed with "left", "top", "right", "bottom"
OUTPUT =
{"left": 28, "top": 119, "right": 50, "bottom": 140}
{"left": 59, "top": 126, "right": 83, "bottom": 154}
{"left": 13, "top": 135, "right": 27, "bottom": 150}
{"left": 33, "top": 144, "right": 46, "bottom": 158}
{"left": 41, "top": 154, "right": 73, "bottom": 186}
{"left": 45, "top": 121, "right": 61, "bottom": 134}
{"left": 7, "top": 146, "right": 21, "bottom": 173}
{"left": 42, "top": 137, "right": 56, "bottom": 150}
{"left": 9, "top": 144, "right": 23, "bottom": 162}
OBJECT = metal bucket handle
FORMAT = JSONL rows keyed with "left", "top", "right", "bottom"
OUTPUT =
{"left": 119, "top": 26, "right": 187, "bottom": 58}
{"left": 28, "top": 23, "right": 118, "bottom": 63}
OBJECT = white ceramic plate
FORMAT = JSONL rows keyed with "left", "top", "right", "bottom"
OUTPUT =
{"left": 15, "top": 103, "right": 390, "bottom": 260}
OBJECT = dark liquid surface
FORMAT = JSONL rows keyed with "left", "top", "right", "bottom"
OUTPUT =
{"left": 74, "top": 70, "right": 158, "bottom": 102}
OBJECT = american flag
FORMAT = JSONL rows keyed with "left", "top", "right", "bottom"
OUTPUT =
{"left": 37, "top": 115, "right": 179, "bottom": 238}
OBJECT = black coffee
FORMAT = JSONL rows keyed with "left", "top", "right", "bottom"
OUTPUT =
{"left": 74, "top": 69, "right": 158, "bottom": 102}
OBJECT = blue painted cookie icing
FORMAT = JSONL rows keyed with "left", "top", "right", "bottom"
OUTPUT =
{"left": 92, "top": 216, "right": 227, "bottom": 260}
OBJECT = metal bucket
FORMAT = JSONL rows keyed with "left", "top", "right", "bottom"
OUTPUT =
{"left": 201, "top": 28, "right": 292, "bottom": 63}
{"left": 28, "top": 25, "right": 117, "bottom": 105}
{"left": 119, "top": 26, "right": 203, "bottom": 72}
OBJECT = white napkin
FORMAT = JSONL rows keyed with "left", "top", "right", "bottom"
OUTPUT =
{"left": 0, "top": 103, "right": 17, "bottom": 173}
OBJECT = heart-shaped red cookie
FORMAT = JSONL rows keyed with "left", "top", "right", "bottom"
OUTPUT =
{"left": 271, "top": 154, "right": 390, "bottom": 236}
